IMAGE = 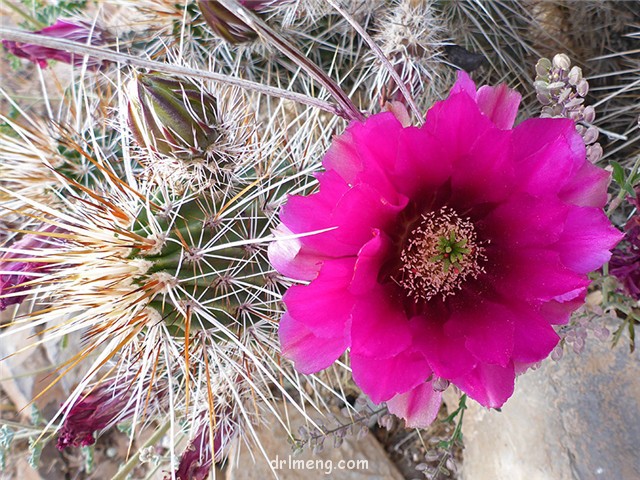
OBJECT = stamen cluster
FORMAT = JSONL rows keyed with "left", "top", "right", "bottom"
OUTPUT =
{"left": 398, "top": 207, "right": 485, "bottom": 301}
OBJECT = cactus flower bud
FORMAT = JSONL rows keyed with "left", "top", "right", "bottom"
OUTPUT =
{"left": 196, "top": 0, "right": 276, "bottom": 44}
{"left": 127, "top": 74, "right": 220, "bottom": 158}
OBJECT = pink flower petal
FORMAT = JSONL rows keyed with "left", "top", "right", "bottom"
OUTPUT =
{"left": 453, "top": 362, "right": 515, "bottom": 408}
{"left": 350, "top": 287, "right": 412, "bottom": 358}
{"left": 539, "top": 293, "right": 586, "bottom": 325}
{"left": 268, "top": 224, "right": 324, "bottom": 281}
{"left": 476, "top": 83, "right": 521, "bottom": 130}
{"left": 446, "top": 298, "right": 515, "bottom": 367}
{"left": 279, "top": 170, "right": 349, "bottom": 255}
{"left": 350, "top": 229, "right": 392, "bottom": 295}
{"left": 390, "top": 126, "right": 453, "bottom": 198}
{"left": 282, "top": 175, "right": 407, "bottom": 257}
{"left": 511, "top": 118, "right": 586, "bottom": 197}
{"left": 449, "top": 127, "right": 514, "bottom": 205}
{"left": 423, "top": 88, "right": 495, "bottom": 165}
{"left": 280, "top": 170, "right": 348, "bottom": 233}
{"left": 279, "top": 313, "right": 349, "bottom": 374}
{"left": 409, "top": 314, "right": 477, "bottom": 379}
{"left": 450, "top": 70, "right": 521, "bottom": 129}
{"left": 384, "top": 101, "right": 411, "bottom": 127}
{"left": 559, "top": 161, "right": 611, "bottom": 208}
{"left": 386, "top": 381, "right": 443, "bottom": 429}
{"left": 343, "top": 113, "right": 405, "bottom": 178}
{"left": 351, "top": 349, "right": 432, "bottom": 403}
{"left": 423, "top": 90, "right": 515, "bottom": 205}
{"left": 324, "top": 113, "right": 404, "bottom": 203}
{"left": 489, "top": 248, "right": 590, "bottom": 303}
{"left": 511, "top": 309, "right": 559, "bottom": 363}
{"left": 449, "top": 70, "right": 477, "bottom": 97}
{"left": 283, "top": 258, "right": 356, "bottom": 337}
{"left": 479, "top": 194, "right": 569, "bottom": 249}
{"left": 555, "top": 207, "right": 623, "bottom": 273}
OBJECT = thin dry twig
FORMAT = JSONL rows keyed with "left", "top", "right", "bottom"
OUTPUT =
{"left": 0, "top": 27, "right": 346, "bottom": 118}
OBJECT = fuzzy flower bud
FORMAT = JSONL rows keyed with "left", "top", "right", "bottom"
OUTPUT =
{"left": 197, "top": 0, "right": 276, "bottom": 44}
{"left": 0, "top": 226, "right": 60, "bottom": 311}
{"left": 127, "top": 74, "right": 220, "bottom": 158}
{"left": 1, "top": 19, "right": 107, "bottom": 69}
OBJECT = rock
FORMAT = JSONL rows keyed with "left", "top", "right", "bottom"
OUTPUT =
{"left": 0, "top": 309, "right": 89, "bottom": 421}
{"left": 0, "top": 320, "right": 52, "bottom": 422}
{"left": 41, "top": 320, "right": 91, "bottom": 394}
{"left": 226, "top": 405, "right": 404, "bottom": 480}
{"left": 12, "top": 456, "right": 46, "bottom": 480}
{"left": 461, "top": 335, "right": 640, "bottom": 480}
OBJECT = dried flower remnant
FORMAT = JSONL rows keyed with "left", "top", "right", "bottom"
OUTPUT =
{"left": 610, "top": 244, "right": 640, "bottom": 300}
{"left": 1, "top": 19, "right": 108, "bottom": 69}
{"left": 534, "top": 53, "right": 603, "bottom": 163}
{"left": 269, "top": 71, "right": 621, "bottom": 428}
{"left": 174, "top": 429, "right": 214, "bottom": 480}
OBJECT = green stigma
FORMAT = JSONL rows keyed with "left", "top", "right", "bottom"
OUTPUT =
{"left": 429, "top": 230, "right": 471, "bottom": 273}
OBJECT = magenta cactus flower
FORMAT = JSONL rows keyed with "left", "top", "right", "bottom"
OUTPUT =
{"left": 268, "top": 71, "right": 622, "bottom": 427}
{"left": 2, "top": 19, "right": 106, "bottom": 68}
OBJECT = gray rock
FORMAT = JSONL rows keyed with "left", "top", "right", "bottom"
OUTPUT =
{"left": 226, "top": 405, "right": 404, "bottom": 480}
{"left": 0, "top": 320, "right": 51, "bottom": 421}
{"left": 0, "top": 309, "right": 90, "bottom": 421}
{"left": 461, "top": 335, "right": 640, "bottom": 480}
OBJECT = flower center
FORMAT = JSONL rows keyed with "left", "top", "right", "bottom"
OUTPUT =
{"left": 397, "top": 207, "right": 486, "bottom": 301}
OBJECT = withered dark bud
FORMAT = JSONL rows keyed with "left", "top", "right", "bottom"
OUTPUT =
{"left": 196, "top": 0, "right": 276, "bottom": 44}
{"left": 444, "top": 45, "right": 486, "bottom": 73}
{"left": 127, "top": 74, "right": 219, "bottom": 157}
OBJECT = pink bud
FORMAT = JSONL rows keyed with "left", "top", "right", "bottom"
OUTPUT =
{"left": 2, "top": 19, "right": 107, "bottom": 69}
